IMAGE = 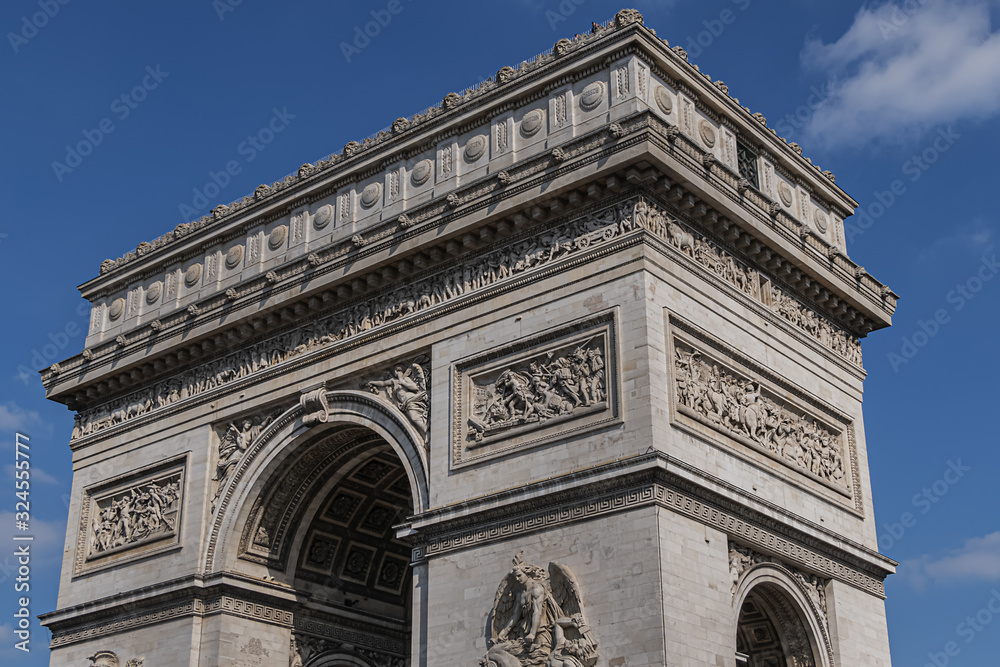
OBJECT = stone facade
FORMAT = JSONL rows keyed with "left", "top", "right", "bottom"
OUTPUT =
{"left": 41, "top": 10, "right": 897, "bottom": 667}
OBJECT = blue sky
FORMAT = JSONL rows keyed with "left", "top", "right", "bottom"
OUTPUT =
{"left": 1, "top": 0, "right": 998, "bottom": 664}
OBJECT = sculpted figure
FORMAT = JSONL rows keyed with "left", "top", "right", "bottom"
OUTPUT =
{"left": 365, "top": 359, "right": 430, "bottom": 438}
{"left": 480, "top": 552, "right": 598, "bottom": 667}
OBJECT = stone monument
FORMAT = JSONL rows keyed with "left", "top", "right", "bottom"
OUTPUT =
{"left": 40, "top": 9, "right": 897, "bottom": 666}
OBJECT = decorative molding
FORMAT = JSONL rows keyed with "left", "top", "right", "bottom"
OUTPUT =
{"left": 411, "top": 461, "right": 888, "bottom": 598}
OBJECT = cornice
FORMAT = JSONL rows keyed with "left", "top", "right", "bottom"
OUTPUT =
{"left": 45, "top": 114, "right": 893, "bottom": 406}
{"left": 404, "top": 451, "right": 896, "bottom": 596}
{"left": 79, "top": 9, "right": 858, "bottom": 296}
{"left": 39, "top": 573, "right": 408, "bottom": 652}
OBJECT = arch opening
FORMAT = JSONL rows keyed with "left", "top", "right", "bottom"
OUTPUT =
{"left": 736, "top": 583, "right": 820, "bottom": 667}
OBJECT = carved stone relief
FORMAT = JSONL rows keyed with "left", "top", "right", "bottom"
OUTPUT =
{"left": 74, "top": 456, "right": 187, "bottom": 579}
{"left": 88, "top": 474, "right": 181, "bottom": 558}
{"left": 361, "top": 182, "right": 382, "bottom": 209}
{"left": 813, "top": 209, "right": 828, "bottom": 233}
{"left": 211, "top": 407, "right": 284, "bottom": 512}
{"left": 673, "top": 337, "right": 850, "bottom": 492}
{"left": 699, "top": 120, "right": 716, "bottom": 148}
{"left": 411, "top": 159, "right": 433, "bottom": 186}
{"left": 145, "top": 282, "right": 162, "bottom": 304}
{"left": 653, "top": 85, "right": 673, "bottom": 115}
{"left": 465, "top": 135, "right": 488, "bottom": 162}
{"left": 521, "top": 109, "right": 544, "bottom": 137}
{"left": 480, "top": 551, "right": 598, "bottom": 667}
{"left": 72, "top": 197, "right": 860, "bottom": 441}
{"left": 313, "top": 204, "right": 334, "bottom": 229}
{"left": 108, "top": 298, "right": 125, "bottom": 321}
{"left": 579, "top": 81, "right": 605, "bottom": 110}
{"left": 87, "top": 651, "right": 144, "bottom": 667}
{"left": 778, "top": 181, "right": 794, "bottom": 208}
{"left": 361, "top": 355, "right": 430, "bottom": 440}
{"left": 454, "top": 314, "right": 617, "bottom": 466}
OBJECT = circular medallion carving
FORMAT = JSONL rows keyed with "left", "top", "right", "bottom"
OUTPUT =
{"left": 108, "top": 298, "right": 125, "bottom": 321}
{"left": 814, "top": 209, "right": 829, "bottom": 233}
{"left": 521, "top": 109, "right": 544, "bottom": 137}
{"left": 268, "top": 225, "right": 288, "bottom": 250}
{"left": 579, "top": 81, "right": 605, "bottom": 111}
{"left": 185, "top": 263, "right": 202, "bottom": 287}
{"left": 313, "top": 204, "right": 334, "bottom": 229}
{"left": 145, "top": 281, "right": 162, "bottom": 304}
{"left": 654, "top": 85, "right": 673, "bottom": 114}
{"left": 360, "top": 182, "right": 382, "bottom": 208}
{"left": 778, "top": 181, "right": 795, "bottom": 207}
{"left": 226, "top": 244, "right": 244, "bottom": 268}
{"left": 699, "top": 120, "right": 716, "bottom": 148}
{"left": 411, "top": 159, "right": 433, "bottom": 186}
{"left": 464, "top": 135, "right": 487, "bottom": 162}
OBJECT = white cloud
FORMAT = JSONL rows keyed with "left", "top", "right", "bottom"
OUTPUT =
{"left": 0, "top": 402, "right": 46, "bottom": 435}
{"left": 800, "top": 0, "right": 1000, "bottom": 147}
{"left": 902, "top": 531, "right": 1000, "bottom": 588}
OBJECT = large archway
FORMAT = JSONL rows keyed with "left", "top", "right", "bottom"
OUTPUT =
{"left": 209, "top": 391, "right": 426, "bottom": 666}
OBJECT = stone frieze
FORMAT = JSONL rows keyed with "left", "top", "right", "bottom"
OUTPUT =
{"left": 672, "top": 337, "right": 851, "bottom": 494}
{"left": 72, "top": 195, "right": 861, "bottom": 443}
{"left": 453, "top": 314, "right": 619, "bottom": 466}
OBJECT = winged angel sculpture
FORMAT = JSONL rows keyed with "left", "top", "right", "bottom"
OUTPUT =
{"left": 479, "top": 552, "right": 598, "bottom": 667}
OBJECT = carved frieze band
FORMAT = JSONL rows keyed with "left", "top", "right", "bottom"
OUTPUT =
{"left": 72, "top": 195, "right": 861, "bottom": 443}
{"left": 671, "top": 335, "right": 853, "bottom": 498}
{"left": 413, "top": 476, "right": 885, "bottom": 598}
{"left": 75, "top": 456, "right": 186, "bottom": 576}
{"left": 452, "top": 313, "right": 619, "bottom": 466}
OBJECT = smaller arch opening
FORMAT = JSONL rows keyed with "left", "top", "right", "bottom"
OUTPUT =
{"left": 736, "top": 584, "right": 819, "bottom": 667}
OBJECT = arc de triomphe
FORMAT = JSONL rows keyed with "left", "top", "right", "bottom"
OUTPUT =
{"left": 40, "top": 10, "right": 897, "bottom": 666}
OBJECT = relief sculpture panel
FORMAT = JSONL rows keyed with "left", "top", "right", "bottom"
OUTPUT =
{"left": 453, "top": 314, "right": 618, "bottom": 466}
{"left": 670, "top": 330, "right": 855, "bottom": 502}
{"left": 75, "top": 456, "right": 186, "bottom": 575}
